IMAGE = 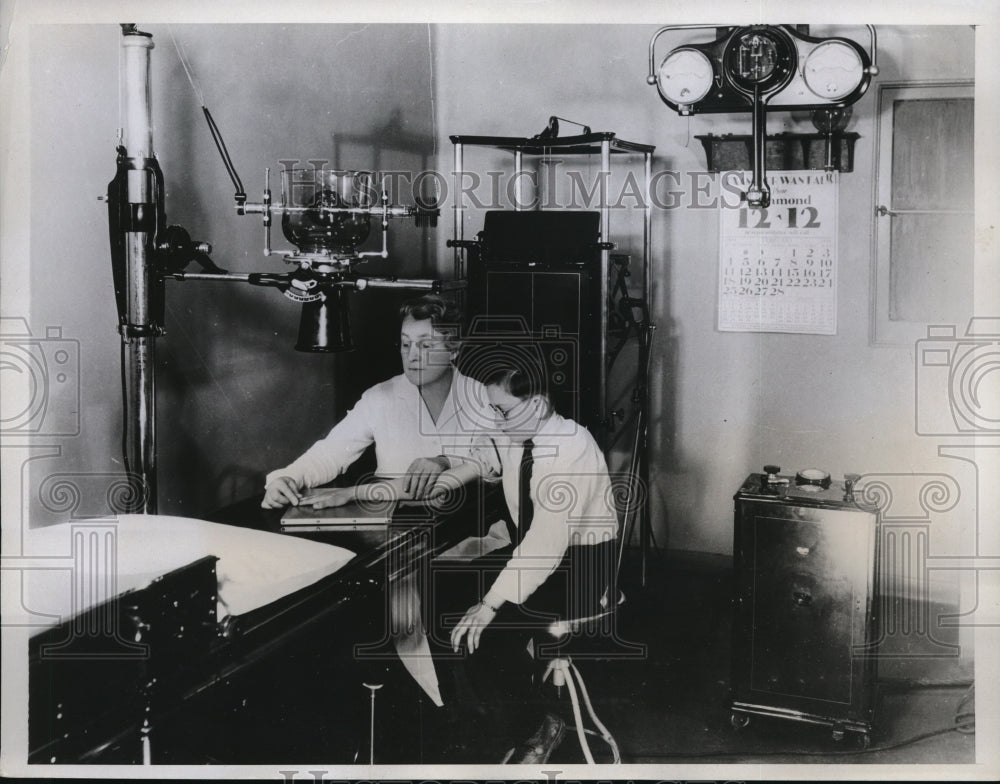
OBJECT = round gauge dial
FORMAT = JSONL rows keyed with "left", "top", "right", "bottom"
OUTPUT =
{"left": 795, "top": 468, "right": 832, "bottom": 489}
{"left": 723, "top": 28, "right": 796, "bottom": 94}
{"left": 803, "top": 40, "right": 865, "bottom": 101}
{"left": 657, "top": 48, "right": 714, "bottom": 106}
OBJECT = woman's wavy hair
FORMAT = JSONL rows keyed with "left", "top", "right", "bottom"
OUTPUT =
{"left": 399, "top": 294, "right": 462, "bottom": 348}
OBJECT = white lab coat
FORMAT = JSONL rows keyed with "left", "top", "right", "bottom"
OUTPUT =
{"left": 266, "top": 370, "right": 494, "bottom": 489}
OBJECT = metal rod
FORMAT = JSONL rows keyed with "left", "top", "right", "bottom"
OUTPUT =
{"left": 453, "top": 142, "right": 463, "bottom": 257}
{"left": 639, "top": 324, "right": 656, "bottom": 585}
{"left": 362, "top": 682, "right": 383, "bottom": 764}
{"left": 647, "top": 24, "right": 718, "bottom": 82}
{"left": 514, "top": 150, "right": 524, "bottom": 210}
{"left": 877, "top": 207, "right": 973, "bottom": 217}
{"left": 167, "top": 272, "right": 461, "bottom": 292}
{"left": 642, "top": 151, "right": 653, "bottom": 579}
{"left": 617, "top": 404, "right": 644, "bottom": 580}
{"left": 262, "top": 167, "right": 272, "bottom": 256}
{"left": 749, "top": 91, "right": 771, "bottom": 208}
{"left": 643, "top": 152, "right": 652, "bottom": 319}
{"left": 168, "top": 272, "right": 251, "bottom": 282}
{"left": 242, "top": 203, "right": 415, "bottom": 217}
{"left": 867, "top": 25, "right": 879, "bottom": 73}
{"left": 347, "top": 277, "right": 442, "bottom": 291}
{"left": 599, "top": 138, "right": 611, "bottom": 443}
{"left": 121, "top": 28, "right": 157, "bottom": 513}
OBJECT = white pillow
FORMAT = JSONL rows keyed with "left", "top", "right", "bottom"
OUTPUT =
{"left": 14, "top": 514, "right": 356, "bottom": 628}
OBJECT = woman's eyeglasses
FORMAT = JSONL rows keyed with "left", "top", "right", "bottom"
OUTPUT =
{"left": 398, "top": 338, "right": 449, "bottom": 353}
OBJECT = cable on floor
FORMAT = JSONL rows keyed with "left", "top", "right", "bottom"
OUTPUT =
{"left": 624, "top": 713, "right": 974, "bottom": 759}
{"left": 625, "top": 680, "right": 975, "bottom": 760}
{"left": 954, "top": 683, "right": 975, "bottom": 735}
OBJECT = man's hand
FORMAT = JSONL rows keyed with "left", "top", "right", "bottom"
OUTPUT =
{"left": 262, "top": 476, "right": 302, "bottom": 509}
{"left": 450, "top": 600, "right": 500, "bottom": 654}
{"left": 299, "top": 486, "right": 357, "bottom": 509}
{"left": 403, "top": 456, "right": 449, "bottom": 498}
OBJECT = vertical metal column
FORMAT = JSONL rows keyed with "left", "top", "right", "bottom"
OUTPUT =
{"left": 643, "top": 152, "right": 652, "bottom": 315}
{"left": 641, "top": 150, "right": 654, "bottom": 580}
{"left": 598, "top": 139, "right": 611, "bottom": 439}
{"left": 514, "top": 149, "right": 524, "bottom": 210}
{"left": 121, "top": 29, "right": 157, "bottom": 513}
{"left": 453, "top": 142, "right": 464, "bottom": 281}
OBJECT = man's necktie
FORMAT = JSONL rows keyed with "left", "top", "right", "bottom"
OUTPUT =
{"left": 514, "top": 438, "right": 535, "bottom": 546}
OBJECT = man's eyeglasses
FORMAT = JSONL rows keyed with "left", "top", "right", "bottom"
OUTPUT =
{"left": 489, "top": 400, "right": 530, "bottom": 421}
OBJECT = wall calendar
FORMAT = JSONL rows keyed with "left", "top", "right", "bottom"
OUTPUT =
{"left": 718, "top": 170, "right": 838, "bottom": 335}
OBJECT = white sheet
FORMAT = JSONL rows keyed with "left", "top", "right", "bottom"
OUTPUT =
{"left": 13, "top": 514, "right": 356, "bottom": 628}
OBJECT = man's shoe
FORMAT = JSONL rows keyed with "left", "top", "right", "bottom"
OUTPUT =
{"left": 502, "top": 713, "right": 565, "bottom": 764}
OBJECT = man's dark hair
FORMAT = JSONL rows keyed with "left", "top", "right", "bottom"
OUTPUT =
{"left": 482, "top": 357, "right": 552, "bottom": 415}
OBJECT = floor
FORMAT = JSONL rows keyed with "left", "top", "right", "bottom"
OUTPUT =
{"left": 373, "top": 549, "right": 978, "bottom": 768}
{"left": 144, "top": 548, "right": 977, "bottom": 770}
{"left": 545, "top": 550, "right": 977, "bottom": 767}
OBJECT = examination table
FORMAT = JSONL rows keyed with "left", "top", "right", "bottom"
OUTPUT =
{"left": 22, "top": 482, "right": 497, "bottom": 764}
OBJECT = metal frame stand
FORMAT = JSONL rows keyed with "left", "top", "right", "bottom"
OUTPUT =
{"left": 448, "top": 130, "right": 659, "bottom": 581}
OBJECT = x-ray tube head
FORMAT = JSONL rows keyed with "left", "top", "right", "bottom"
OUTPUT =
{"left": 296, "top": 287, "right": 353, "bottom": 352}
{"left": 281, "top": 168, "right": 374, "bottom": 256}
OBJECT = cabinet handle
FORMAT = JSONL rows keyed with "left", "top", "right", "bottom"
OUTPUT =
{"left": 795, "top": 546, "right": 810, "bottom": 556}
{"left": 792, "top": 590, "right": 812, "bottom": 606}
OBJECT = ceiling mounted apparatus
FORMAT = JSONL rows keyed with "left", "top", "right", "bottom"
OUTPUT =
{"left": 647, "top": 24, "right": 878, "bottom": 207}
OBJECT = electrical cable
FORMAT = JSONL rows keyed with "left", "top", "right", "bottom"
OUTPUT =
{"left": 167, "top": 26, "right": 245, "bottom": 201}
{"left": 616, "top": 680, "right": 975, "bottom": 761}
{"left": 168, "top": 26, "right": 205, "bottom": 106}
{"left": 622, "top": 719, "right": 974, "bottom": 760}
{"left": 570, "top": 662, "right": 621, "bottom": 763}
{"left": 954, "top": 684, "right": 975, "bottom": 735}
{"left": 202, "top": 106, "right": 246, "bottom": 200}
{"left": 561, "top": 662, "right": 595, "bottom": 763}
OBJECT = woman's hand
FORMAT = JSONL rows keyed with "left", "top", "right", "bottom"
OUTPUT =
{"left": 403, "top": 456, "right": 450, "bottom": 498}
{"left": 262, "top": 476, "right": 302, "bottom": 509}
{"left": 450, "top": 601, "right": 500, "bottom": 654}
{"left": 299, "top": 486, "right": 357, "bottom": 509}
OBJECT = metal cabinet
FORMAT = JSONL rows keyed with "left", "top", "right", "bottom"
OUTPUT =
{"left": 729, "top": 472, "right": 880, "bottom": 745}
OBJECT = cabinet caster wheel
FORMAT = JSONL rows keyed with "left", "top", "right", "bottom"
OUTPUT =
{"left": 729, "top": 712, "right": 750, "bottom": 730}
{"left": 831, "top": 728, "right": 845, "bottom": 742}
{"left": 857, "top": 733, "right": 871, "bottom": 750}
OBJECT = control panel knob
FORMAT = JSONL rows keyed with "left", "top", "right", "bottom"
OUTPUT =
{"left": 843, "top": 472, "right": 861, "bottom": 502}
